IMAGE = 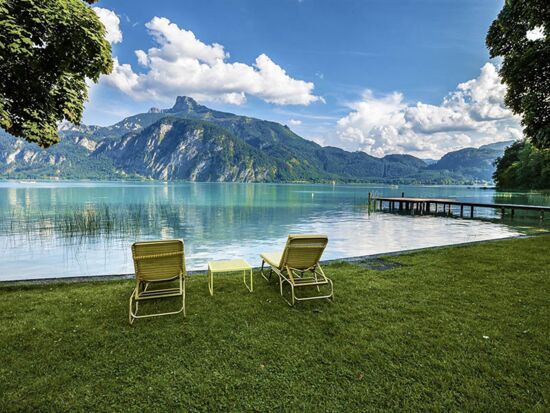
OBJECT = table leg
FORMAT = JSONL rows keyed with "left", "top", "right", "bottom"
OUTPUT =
{"left": 208, "top": 269, "right": 214, "bottom": 296}
{"left": 243, "top": 268, "right": 253, "bottom": 292}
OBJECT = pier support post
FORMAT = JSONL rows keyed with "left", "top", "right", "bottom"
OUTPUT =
{"left": 511, "top": 209, "right": 515, "bottom": 218}
{"left": 501, "top": 207, "right": 505, "bottom": 217}
{"left": 460, "top": 205, "right": 464, "bottom": 217}
{"left": 470, "top": 206, "right": 474, "bottom": 218}
{"left": 541, "top": 210, "right": 544, "bottom": 221}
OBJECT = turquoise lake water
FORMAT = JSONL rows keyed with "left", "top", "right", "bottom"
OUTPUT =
{"left": 0, "top": 181, "right": 549, "bottom": 281}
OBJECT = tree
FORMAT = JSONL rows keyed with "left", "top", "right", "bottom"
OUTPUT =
{"left": 0, "top": 0, "right": 112, "bottom": 147}
{"left": 486, "top": 0, "right": 549, "bottom": 150}
{"left": 493, "top": 140, "right": 550, "bottom": 189}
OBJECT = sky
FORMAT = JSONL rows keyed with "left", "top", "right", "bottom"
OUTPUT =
{"left": 87, "top": 0, "right": 523, "bottom": 159}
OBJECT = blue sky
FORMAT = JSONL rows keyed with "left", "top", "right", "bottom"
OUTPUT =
{"left": 88, "top": 0, "right": 522, "bottom": 158}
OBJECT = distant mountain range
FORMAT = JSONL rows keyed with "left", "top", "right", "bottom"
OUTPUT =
{"left": 0, "top": 96, "right": 514, "bottom": 183}
{"left": 427, "top": 140, "right": 514, "bottom": 181}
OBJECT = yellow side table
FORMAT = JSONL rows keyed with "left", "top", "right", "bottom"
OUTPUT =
{"left": 207, "top": 259, "right": 253, "bottom": 295}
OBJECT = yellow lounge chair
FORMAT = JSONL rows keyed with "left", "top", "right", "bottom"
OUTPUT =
{"left": 260, "top": 234, "right": 334, "bottom": 306}
{"left": 129, "top": 239, "right": 186, "bottom": 324}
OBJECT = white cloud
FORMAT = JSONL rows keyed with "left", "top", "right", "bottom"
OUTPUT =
{"left": 288, "top": 119, "right": 302, "bottom": 126}
{"left": 526, "top": 25, "right": 545, "bottom": 41}
{"left": 135, "top": 50, "right": 148, "bottom": 66}
{"left": 102, "top": 17, "right": 321, "bottom": 106}
{"left": 103, "top": 57, "right": 139, "bottom": 95}
{"left": 309, "top": 136, "right": 326, "bottom": 146}
{"left": 93, "top": 7, "right": 122, "bottom": 44}
{"left": 334, "top": 63, "right": 522, "bottom": 158}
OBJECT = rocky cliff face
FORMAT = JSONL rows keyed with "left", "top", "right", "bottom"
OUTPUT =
{"left": 94, "top": 117, "right": 276, "bottom": 182}
{"left": 0, "top": 130, "right": 124, "bottom": 179}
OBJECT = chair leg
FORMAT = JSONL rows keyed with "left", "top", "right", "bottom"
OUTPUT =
{"left": 129, "top": 278, "right": 185, "bottom": 324}
{"left": 260, "top": 260, "right": 270, "bottom": 281}
{"left": 129, "top": 289, "right": 137, "bottom": 325}
{"left": 313, "top": 269, "right": 321, "bottom": 292}
{"left": 280, "top": 275, "right": 334, "bottom": 307}
{"left": 279, "top": 278, "right": 295, "bottom": 307}
{"left": 182, "top": 276, "right": 186, "bottom": 317}
{"left": 129, "top": 296, "right": 133, "bottom": 325}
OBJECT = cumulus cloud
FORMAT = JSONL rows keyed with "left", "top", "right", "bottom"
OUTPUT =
{"left": 334, "top": 63, "right": 522, "bottom": 158}
{"left": 102, "top": 17, "right": 321, "bottom": 105}
{"left": 288, "top": 119, "right": 302, "bottom": 126}
{"left": 93, "top": 7, "right": 122, "bottom": 44}
{"left": 309, "top": 136, "right": 326, "bottom": 146}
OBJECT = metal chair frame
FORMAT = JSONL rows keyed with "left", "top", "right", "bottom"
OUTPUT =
{"left": 129, "top": 241, "right": 186, "bottom": 325}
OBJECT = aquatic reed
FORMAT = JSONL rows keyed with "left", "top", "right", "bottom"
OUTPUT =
{"left": 0, "top": 203, "right": 187, "bottom": 240}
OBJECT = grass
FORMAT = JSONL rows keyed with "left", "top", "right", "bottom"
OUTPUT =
{"left": 0, "top": 236, "right": 549, "bottom": 411}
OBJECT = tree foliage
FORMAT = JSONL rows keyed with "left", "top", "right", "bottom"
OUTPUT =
{"left": 486, "top": 0, "right": 549, "bottom": 150}
{"left": 0, "top": 0, "right": 112, "bottom": 147}
{"left": 493, "top": 139, "right": 550, "bottom": 189}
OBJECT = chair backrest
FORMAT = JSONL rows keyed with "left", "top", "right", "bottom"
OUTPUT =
{"left": 132, "top": 240, "right": 185, "bottom": 282}
{"left": 280, "top": 234, "right": 328, "bottom": 270}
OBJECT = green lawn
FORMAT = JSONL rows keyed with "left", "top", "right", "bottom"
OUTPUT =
{"left": 1, "top": 236, "right": 549, "bottom": 412}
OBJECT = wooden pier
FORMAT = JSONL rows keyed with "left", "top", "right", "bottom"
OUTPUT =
{"left": 369, "top": 194, "right": 550, "bottom": 220}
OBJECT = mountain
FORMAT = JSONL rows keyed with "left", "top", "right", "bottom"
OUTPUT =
{"left": 0, "top": 96, "right": 514, "bottom": 183}
{"left": 0, "top": 129, "right": 125, "bottom": 179}
{"left": 421, "top": 158, "right": 438, "bottom": 165}
{"left": 93, "top": 117, "right": 277, "bottom": 181}
{"left": 428, "top": 140, "right": 515, "bottom": 181}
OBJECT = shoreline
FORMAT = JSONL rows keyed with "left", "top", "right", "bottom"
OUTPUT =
{"left": 1, "top": 233, "right": 544, "bottom": 287}
{"left": 0, "top": 179, "right": 499, "bottom": 188}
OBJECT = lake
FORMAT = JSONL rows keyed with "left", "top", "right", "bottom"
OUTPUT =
{"left": 0, "top": 181, "right": 548, "bottom": 281}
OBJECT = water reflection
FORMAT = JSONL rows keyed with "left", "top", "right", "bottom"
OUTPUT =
{"left": 0, "top": 182, "right": 548, "bottom": 280}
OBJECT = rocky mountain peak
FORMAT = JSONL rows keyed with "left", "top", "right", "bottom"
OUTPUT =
{"left": 167, "top": 96, "right": 201, "bottom": 113}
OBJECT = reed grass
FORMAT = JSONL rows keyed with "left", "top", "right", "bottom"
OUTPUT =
{"left": 0, "top": 203, "right": 186, "bottom": 240}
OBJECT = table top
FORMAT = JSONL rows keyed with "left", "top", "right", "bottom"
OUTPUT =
{"left": 208, "top": 259, "right": 252, "bottom": 272}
